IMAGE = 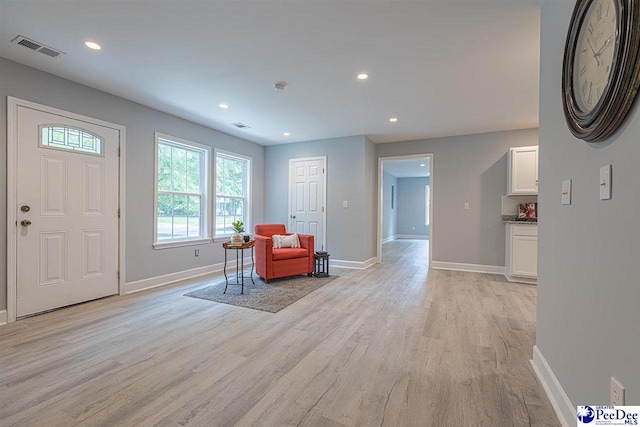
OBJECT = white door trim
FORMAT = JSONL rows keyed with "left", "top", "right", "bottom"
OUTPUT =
{"left": 377, "top": 153, "right": 433, "bottom": 264}
{"left": 6, "top": 97, "right": 127, "bottom": 324}
{"left": 287, "top": 156, "right": 327, "bottom": 250}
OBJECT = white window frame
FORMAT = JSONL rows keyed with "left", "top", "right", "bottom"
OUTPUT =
{"left": 153, "top": 133, "right": 212, "bottom": 249}
{"left": 214, "top": 149, "right": 252, "bottom": 241}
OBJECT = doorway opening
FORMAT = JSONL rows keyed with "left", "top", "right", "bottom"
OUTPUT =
{"left": 377, "top": 154, "right": 433, "bottom": 264}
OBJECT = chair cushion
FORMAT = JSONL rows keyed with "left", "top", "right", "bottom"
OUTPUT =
{"left": 272, "top": 248, "right": 309, "bottom": 261}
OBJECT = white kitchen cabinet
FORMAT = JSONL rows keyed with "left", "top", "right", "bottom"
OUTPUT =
{"left": 505, "top": 224, "right": 537, "bottom": 283}
{"left": 508, "top": 146, "right": 538, "bottom": 195}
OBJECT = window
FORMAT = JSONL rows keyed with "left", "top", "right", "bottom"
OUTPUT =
{"left": 425, "top": 184, "right": 430, "bottom": 226}
{"left": 215, "top": 151, "right": 251, "bottom": 237}
{"left": 40, "top": 125, "right": 103, "bottom": 155}
{"left": 154, "top": 134, "right": 211, "bottom": 248}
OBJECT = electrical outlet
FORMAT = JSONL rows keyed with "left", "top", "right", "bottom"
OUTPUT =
{"left": 611, "top": 377, "right": 625, "bottom": 405}
{"left": 195, "top": 249, "right": 199, "bottom": 257}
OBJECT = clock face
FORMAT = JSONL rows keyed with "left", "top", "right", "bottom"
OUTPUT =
{"left": 572, "top": 0, "right": 618, "bottom": 113}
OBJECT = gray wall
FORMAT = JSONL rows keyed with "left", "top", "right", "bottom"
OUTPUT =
{"left": 537, "top": 1, "right": 640, "bottom": 406}
{"left": 0, "top": 57, "right": 265, "bottom": 309}
{"left": 376, "top": 128, "right": 538, "bottom": 267}
{"left": 397, "top": 177, "right": 429, "bottom": 236}
{"left": 264, "top": 135, "right": 376, "bottom": 262}
{"left": 382, "top": 172, "right": 398, "bottom": 239}
{"left": 363, "top": 137, "right": 377, "bottom": 260}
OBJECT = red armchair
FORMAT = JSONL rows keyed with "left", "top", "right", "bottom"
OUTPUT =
{"left": 254, "top": 224, "right": 314, "bottom": 283}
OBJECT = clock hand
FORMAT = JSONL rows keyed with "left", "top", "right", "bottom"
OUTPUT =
{"left": 595, "top": 34, "right": 614, "bottom": 56}
{"left": 587, "top": 37, "right": 601, "bottom": 66}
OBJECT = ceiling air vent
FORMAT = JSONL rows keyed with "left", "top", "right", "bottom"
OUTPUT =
{"left": 231, "top": 122, "right": 252, "bottom": 130}
{"left": 10, "top": 35, "right": 65, "bottom": 58}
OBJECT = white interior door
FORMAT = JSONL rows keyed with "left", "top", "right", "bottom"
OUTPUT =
{"left": 16, "top": 105, "right": 119, "bottom": 317}
{"left": 289, "top": 157, "right": 326, "bottom": 251}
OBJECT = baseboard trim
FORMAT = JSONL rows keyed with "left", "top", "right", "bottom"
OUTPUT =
{"left": 382, "top": 235, "right": 396, "bottom": 244}
{"left": 0, "top": 310, "right": 7, "bottom": 326}
{"left": 125, "top": 258, "right": 253, "bottom": 294}
{"left": 395, "top": 234, "right": 428, "bottom": 240}
{"left": 531, "top": 345, "right": 574, "bottom": 427}
{"left": 431, "top": 261, "right": 506, "bottom": 275}
{"left": 330, "top": 257, "right": 378, "bottom": 270}
{"left": 505, "top": 274, "right": 537, "bottom": 285}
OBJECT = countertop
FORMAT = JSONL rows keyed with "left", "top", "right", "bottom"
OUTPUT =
{"left": 502, "top": 215, "right": 537, "bottom": 224}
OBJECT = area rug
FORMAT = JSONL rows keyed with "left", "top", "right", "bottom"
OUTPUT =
{"left": 184, "top": 275, "right": 338, "bottom": 313}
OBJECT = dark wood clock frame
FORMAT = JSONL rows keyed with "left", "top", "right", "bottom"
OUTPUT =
{"left": 562, "top": 0, "right": 640, "bottom": 142}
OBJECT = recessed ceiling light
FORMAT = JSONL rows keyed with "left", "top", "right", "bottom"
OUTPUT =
{"left": 84, "top": 41, "right": 101, "bottom": 50}
{"left": 357, "top": 73, "right": 369, "bottom": 80}
{"left": 389, "top": 117, "right": 398, "bottom": 122}
{"left": 420, "top": 163, "right": 426, "bottom": 167}
{"left": 219, "top": 103, "right": 229, "bottom": 109}
{"left": 274, "top": 82, "right": 287, "bottom": 91}
{"left": 283, "top": 132, "right": 290, "bottom": 136}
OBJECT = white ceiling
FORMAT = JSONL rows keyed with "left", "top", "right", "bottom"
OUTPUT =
{"left": 0, "top": 0, "right": 541, "bottom": 146}
{"left": 383, "top": 157, "right": 430, "bottom": 178}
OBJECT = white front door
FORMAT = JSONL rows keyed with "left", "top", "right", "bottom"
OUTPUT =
{"left": 15, "top": 105, "right": 120, "bottom": 317}
{"left": 289, "top": 157, "right": 326, "bottom": 251}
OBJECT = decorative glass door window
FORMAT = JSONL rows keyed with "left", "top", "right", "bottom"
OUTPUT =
{"left": 40, "top": 125, "right": 103, "bottom": 155}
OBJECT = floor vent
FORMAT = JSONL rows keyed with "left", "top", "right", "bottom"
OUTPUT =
{"left": 11, "top": 35, "right": 65, "bottom": 58}
{"left": 231, "top": 122, "right": 252, "bottom": 130}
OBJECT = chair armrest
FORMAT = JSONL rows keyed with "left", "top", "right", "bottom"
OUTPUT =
{"left": 297, "top": 234, "right": 314, "bottom": 252}
{"left": 255, "top": 234, "right": 273, "bottom": 252}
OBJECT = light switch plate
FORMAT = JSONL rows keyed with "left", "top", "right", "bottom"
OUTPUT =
{"left": 343, "top": 200, "right": 348, "bottom": 208}
{"left": 600, "top": 165, "right": 612, "bottom": 200}
{"left": 561, "top": 179, "right": 572, "bottom": 205}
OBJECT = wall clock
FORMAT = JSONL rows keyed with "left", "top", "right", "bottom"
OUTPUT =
{"left": 562, "top": 0, "right": 640, "bottom": 142}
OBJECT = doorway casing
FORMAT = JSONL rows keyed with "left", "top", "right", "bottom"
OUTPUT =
{"left": 377, "top": 153, "right": 433, "bottom": 264}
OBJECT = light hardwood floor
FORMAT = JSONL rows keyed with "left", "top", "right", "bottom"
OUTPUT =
{"left": 0, "top": 240, "right": 559, "bottom": 426}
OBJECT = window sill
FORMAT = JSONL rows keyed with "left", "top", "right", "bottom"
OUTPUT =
{"left": 153, "top": 238, "right": 212, "bottom": 250}
{"left": 213, "top": 236, "right": 232, "bottom": 243}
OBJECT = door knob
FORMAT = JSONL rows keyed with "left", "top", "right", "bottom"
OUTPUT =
{"left": 21, "top": 205, "right": 31, "bottom": 212}
{"left": 291, "top": 215, "right": 296, "bottom": 219}
{"left": 20, "top": 219, "right": 32, "bottom": 226}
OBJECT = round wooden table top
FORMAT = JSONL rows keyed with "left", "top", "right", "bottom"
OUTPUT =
{"left": 222, "top": 240, "right": 255, "bottom": 249}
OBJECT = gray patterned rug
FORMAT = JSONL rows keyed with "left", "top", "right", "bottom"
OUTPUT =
{"left": 184, "top": 274, "right": 338, "bottom": 313}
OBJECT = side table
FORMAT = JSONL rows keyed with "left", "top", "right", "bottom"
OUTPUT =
{"left": 314, "top": 251, "right": 330, "bottom": 277}
{"left": 222, "top": 240, "right": 255, "bottom": 294}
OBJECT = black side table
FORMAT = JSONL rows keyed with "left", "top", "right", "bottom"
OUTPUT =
{"left": 222, "top": 241, "right": 255, "bottom": 294}
{"left": 314, "top": 251, "right": 330, "bottom": 277}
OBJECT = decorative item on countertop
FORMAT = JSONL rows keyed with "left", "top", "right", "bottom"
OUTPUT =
{"left": 231, "top": 220, "right": 245, "bottom": 246}
{"left": 518, "top": 203, "right": 537, "bottom": 219}
{"left": 314, "top": 251, "right": 330, "bottom": 278}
